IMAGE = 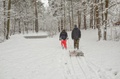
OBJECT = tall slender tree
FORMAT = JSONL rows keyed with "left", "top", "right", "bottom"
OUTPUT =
{"left": 90, "top": 0, "right": 94, "bottom": 28}
{"left": 63, "top": 0, "right": 66, "bottom": 30}
{"left": 68, "top": 2, "right": 72, "bottom": 30}
{"left": 3, "top": 0, "right": 6, "bottom": 39}
{"left": 104, "top": 0, "right": 109, "bottom": 40}
{"left": 96, "top": 0, "right": 101, "bottom": 40}
{"left": 34, "top": 0, "right": 39, "bottom": 33}
{"left": 78, "top": 11, "right": 81, "bottom": 29}
{"left": 61, "top": 0, "right": 64, "bottom": 31}
{"left": 101, "top": 0, "right": 104, "bottom": 25}
{"left": 71, "top": 0, "right": 74, "bottom": 29}
{"left": 83, "top": 1, "right": 87, "bottom": 30}
{"left": 6, "top": 0, "right": 11, "bottom": 39}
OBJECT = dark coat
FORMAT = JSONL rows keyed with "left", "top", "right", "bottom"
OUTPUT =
{"left": 71, "top": 27, "right": 81, "bottom": 40}
{"left": 60, "top": 30, "right": 68, "bottom": 40}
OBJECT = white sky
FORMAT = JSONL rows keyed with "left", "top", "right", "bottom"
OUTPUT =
{"left": 41, "top": 0, "right": 49, "bottom": 7}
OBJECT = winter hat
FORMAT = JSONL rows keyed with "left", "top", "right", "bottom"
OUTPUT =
{"left": 74, "top": 25, "right": 77, "bottom": 28}
{"left": 62, "top": 29, "right": 65, "bottom": 32}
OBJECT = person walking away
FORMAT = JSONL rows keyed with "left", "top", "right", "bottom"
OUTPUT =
{"left": 71, "top": 25, "right": 81, "bottom": 49}
{"left": 59, "top": 29, "right": 68, "bottom": 49}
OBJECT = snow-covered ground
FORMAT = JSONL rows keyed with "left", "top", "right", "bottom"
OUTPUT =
{"left": 0, "top": 29, "right": 120, "bottom": 79}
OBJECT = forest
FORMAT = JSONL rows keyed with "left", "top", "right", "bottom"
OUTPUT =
{"left": 0, "top": 0, "right": 120, "bottom": 79}
{"left": 0, "top": 0, "right": 120, "bottom": 42}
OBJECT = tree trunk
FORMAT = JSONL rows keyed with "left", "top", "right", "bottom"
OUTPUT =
{"left": 63, "top": 0, "right": 66, "bottom": 30}
{"left": 93, "top": 0, "right": 96, "bottom": 29}
{"left": 104, "top": 0, "right": 109, "bottom": 40}
{"left": 83, "top": 2, "right": 87, "bottom": 30}
{"left": 60, "top": 0, "right": 63, "bottom": 31}
{"left": 69, "top": 3, "right": 72, "bottom": 31}
{"left": 84, "top": 8, "right": 87, "bottom": 30}
{"left": 22, "top": 19, "right": 25, "bottom": 34}
{"left": 34, "top": 0, "right": 39, "bottom": 33}
{"left": 3, "top": 1, "right": 6, "bottom": 39}
{"left": 78, "top": 11, "right": 81, "bottom": 29}
{"left": 33, "top": 20, "right": 35, "bottom": 33}
{"left": 58, "top": 20, "right": 61, "bottom": 32}
{"left": 101, "top": 0, "right": 104, "bottom": 25}
{"left": 71, "top": 0, "right": 74, "bottom": 29}
{"left": 13, "top": 19, "right": 16, "bottom": 35}
{"left": 19, "top": 19, "right": 21, "bottom": 33}
{"left": 6, "top": 0, "right": 11, "bottom": 40}
{"left": 61, "top": 17, "right": 64, "bottom": 31}
{"left": 96, "top": 0, "right": 101, "bottom": 40}
{"left": 90, "top": 2, "right": 93, "bottom": 28}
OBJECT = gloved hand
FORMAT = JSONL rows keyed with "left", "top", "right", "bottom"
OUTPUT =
{"left": 59, "top": 38, "right": 62, "bottom": 40}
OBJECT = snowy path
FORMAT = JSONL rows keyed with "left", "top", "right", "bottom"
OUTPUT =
{"left": 0, "top": 30, "right": 120, "bottom": 79}
{"left": 59, "top": 49, "right": 115, "bottom": 79}
{"left": 60, "top": 50, "right": 100, "bottom": 79}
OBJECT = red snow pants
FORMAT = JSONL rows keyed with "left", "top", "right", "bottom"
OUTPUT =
{"left": 61, "top": 40, "right": 67, "bottom": 49}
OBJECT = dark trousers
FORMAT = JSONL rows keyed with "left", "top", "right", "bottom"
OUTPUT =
{"left": 74, "top": 39, "right": 79, "bottom": 49}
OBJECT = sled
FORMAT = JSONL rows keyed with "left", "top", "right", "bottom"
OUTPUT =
{"left": 69, "top": 50, "right": 84, "bottom": 57}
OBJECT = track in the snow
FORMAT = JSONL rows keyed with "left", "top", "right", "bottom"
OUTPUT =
{"left": 60, "top": 50, "right": 101, "bottom": 79}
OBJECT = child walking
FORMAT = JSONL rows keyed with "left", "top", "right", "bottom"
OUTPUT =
{"left": 59, "top": 29, "right": 68, "bottom": 49}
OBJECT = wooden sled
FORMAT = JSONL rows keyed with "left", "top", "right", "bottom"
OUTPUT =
{"left": 69, "top": 50, "right": 84, "bottom": 57}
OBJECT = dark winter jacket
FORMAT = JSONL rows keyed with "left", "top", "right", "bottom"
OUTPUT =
{"left": 59, "top": 30, "right": 68, "bottom": 40}
{"left": 71, "top": 27, "right": 81, "bottom": 40}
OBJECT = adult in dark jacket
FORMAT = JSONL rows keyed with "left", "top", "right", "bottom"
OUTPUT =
{"left": 71, "top": 25, "right": 81, "bottom": 49}
{"left": 59, "top": 29, "right": 68, "bottom": 49}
